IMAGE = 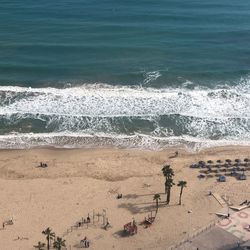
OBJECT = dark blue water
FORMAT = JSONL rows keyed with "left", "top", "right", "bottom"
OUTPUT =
{"left": 0, "top": 0, "right": 250, "bottom": 150}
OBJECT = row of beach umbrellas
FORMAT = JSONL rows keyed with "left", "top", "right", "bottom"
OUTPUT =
{"left": 199, "top": 158, "right": 249, "bottom": 165}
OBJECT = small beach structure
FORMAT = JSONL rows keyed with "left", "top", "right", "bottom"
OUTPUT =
{"left": 123, "top": 220, "right": 137, "bottom": 235}
{"left": 238, "top": 173, "right": 247, "bottom": 180}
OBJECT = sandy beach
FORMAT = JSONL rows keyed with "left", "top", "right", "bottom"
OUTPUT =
{"left": 0, "top": 146, "right": 249, "bottom": 250}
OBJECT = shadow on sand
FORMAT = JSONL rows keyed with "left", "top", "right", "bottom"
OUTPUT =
{"left": 113, "top": 230, "right": 132, "bottom": 238}
{"left": 117, "top": 202, "right": 172, "bottom": 214}
{"left": 122, "top": 193, "right": 165, "bottom": 200}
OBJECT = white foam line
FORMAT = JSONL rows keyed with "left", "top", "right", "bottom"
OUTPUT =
{"left": 0, "top": 132, "right": 250, "bottom": 152}
{"left": 1, "top": 84, "right": 250, "bottom": 119}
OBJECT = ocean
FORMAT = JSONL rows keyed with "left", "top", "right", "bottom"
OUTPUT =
{"left": 0, "top": 0, "right": 250, "bottom": 150}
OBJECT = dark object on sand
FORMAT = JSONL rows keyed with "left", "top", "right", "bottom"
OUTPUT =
{"left": 240, "top": 200, "right": 248, "bottom": 206}
{"left": 218, "top": 175, "right": 226, "bottom": 182}
{"left": 198, "top": 174, "right": 206, "bottom": 179}
{"left": 124, "top": 220, "right": 137, "bottom": 235}
{"left": 103, "top": 221, "right": 111, "bottom": 230}
{"left": 80, "top": 237, "right": 90, "bottom": 248}
{"left": 190, "top": 164, "right": 199, "bottom": 168}
{"left": 38, "top": 162, "right": 48, "bottom": 168}
{"left": 238, "top": 174, "right": 247, "bottom": 180}
{"left": 169, "top": 151, "right": 179, "bottom": 159}
{"left": 117, "top": 194, "right": 122, "bottom": 199}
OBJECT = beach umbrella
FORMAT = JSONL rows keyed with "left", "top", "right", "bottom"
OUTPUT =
{"left": 225, "top": 159, "right": 232, "bottom": 163}
{"left": 216, "top": 160, "right": 223, "bottom": 164}
{"left": 198, "top": 161, "right": 205, "bottom": 165}
{"left": 235, "top": 159, "right": 241, "bottom": 163}
{"left": 207, "top": 160, "right": 213, "bottom": 164}
{"left": 244, "top": 158, "right": 249, "bottom": 162}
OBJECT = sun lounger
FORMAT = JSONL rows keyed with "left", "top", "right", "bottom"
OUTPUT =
{"left": 212, "top": 193, "right": 227, "bottom": 206}
{"left": 229, "top": 205, "right": 249, "bottom": 211}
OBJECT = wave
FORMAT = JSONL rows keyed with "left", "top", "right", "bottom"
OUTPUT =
{"left": 0, "top": 132, "right": 250, "bottom": 152}
{"left": 0, "top": 78, "right": 250, "bottom": 150}
{"left": 0, "top": 82, "right": 250, "bottom": 119}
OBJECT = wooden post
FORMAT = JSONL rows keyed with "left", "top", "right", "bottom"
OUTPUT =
{"left": 102, "top": 214, "right": 105, "bottom": 225}
{"left": 102, "top": 209, "right": 106, "bottom": 225}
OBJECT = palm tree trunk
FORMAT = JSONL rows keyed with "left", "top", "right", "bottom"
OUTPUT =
{"left": 47, "top": 238, "right": 50, "bottom": 250}
{"left": 167, "top": 188, "right": 171, "bottom": 204}
{"left": 156, "top": 200, "right": 159, "bottom": 215}
{"left": 179, "top": 186, "right": 183, "bottom": 205}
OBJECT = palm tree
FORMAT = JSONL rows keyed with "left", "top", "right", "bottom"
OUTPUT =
{"left": 163, "top": 165, "right": 175, "bottom": 178}
{"left": 53, "top": 237, "right": 66, "bottom": 250}
{"left": 42, "top": 227, "right": 55, "bottom": 250}
{"left": 34, "top": 241, "right": 46, "bottom": 250}
{"left": 177, "top": 181, "right": 187, "bottom": 205}
{"left": 162, "top": 165, "right": 175, "bottom": 204}
{"left": 162, "top": 165, "right": 175, "bottom": 192}
{"left": 153, "top": 194, "right": 161, "bottom": 215}
{"left": 165, "top": 178, "right": 175, "bottom": 204}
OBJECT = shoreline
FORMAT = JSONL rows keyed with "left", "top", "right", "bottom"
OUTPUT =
{"left": 1, "top": 131, "right": 250, "bottom": 152}
{"left": 0, "top": 146, "right": 249, "bottom": 249}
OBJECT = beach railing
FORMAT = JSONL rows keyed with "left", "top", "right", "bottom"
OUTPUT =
{"left": 62, "top": 209, "right": 108, "bottom": 237}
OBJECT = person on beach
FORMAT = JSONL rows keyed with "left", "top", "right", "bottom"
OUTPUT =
{"left": 87, "top": 215, "right": 90, "bottom": 223}
{"left": 104, "top": 221, "right": 110, "bottom": 230}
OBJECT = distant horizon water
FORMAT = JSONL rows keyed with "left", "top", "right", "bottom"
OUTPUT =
{"left": 0, "top": 0, "right": 250, "bottom": 151}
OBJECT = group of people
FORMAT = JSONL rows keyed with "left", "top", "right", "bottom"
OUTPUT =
{"left": 39, "top": 162, "right": 48, "bottom": 168}
{"left": 81, "top": 237, "right": 90, "bottom": 248}
{"left": 78, "top": 215, "right": 91, "bottom": 227}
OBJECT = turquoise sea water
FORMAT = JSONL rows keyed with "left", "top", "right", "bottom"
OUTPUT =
{"left": 0, "top": 0, "right": 250, "bottom": 150}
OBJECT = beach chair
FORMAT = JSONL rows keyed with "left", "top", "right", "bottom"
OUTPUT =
{"left": 238, "top": 174, "right": 247, "bottom": 180}
{"left": 123, "top": 222, "right": 137, "bottom": 235}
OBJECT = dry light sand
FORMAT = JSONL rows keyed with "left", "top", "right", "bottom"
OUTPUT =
{"left": 0, "top": 146, "right": 249, "bottom": 250}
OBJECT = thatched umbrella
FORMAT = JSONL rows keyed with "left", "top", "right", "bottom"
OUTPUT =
{"left": 235, "top": 159, "right": 241, "bottom": 163}
{"left": 244, "top": 158, "right": 249, "bottom": 162}
{"left": 225, "top": 159, "right": 232, "bottom": 163}
{"left": 207, "top": 160, "right": 213, "bottom": 164}
{"left": 199, "top": 161, "right": 206, "bottom": 166}
{"left": 217, "top": 160, "right": 223, "bottom": 164}
{"left": 207, "top": 174, "right": 214, "bottom": 178}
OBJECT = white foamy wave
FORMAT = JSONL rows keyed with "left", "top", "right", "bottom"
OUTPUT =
{"left": 0, "top": 80, "right": 250, "bottom": 150}
{"left": 0, "top": 82, "right": 250, "bottom": 119}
